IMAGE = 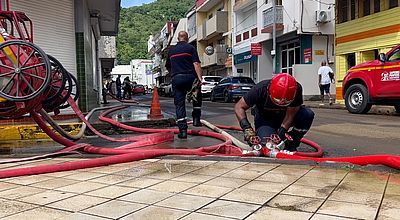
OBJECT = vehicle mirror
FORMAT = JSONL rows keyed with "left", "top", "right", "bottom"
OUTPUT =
{"left": 379, "top": 53, "right": 386, "bottom": 62}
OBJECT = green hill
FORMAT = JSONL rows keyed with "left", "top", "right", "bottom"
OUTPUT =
{"left": 117, "top": 0, "right": 194, "bottom": 64}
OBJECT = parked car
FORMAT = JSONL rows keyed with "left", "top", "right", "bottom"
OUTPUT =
{"left": 210, "top": 76, "right": 255, "bottom": 102}
{"left": 342, "top": 44, "right": 400, "bottom": 114}
{"left": 132, "top": 84, "right": 146, "bottom": 95}
{"left": 158, "top": 83, "right": 173, "bottom": 97}
{"left": 201, "top": 76, "right": 222, "bottom": 97}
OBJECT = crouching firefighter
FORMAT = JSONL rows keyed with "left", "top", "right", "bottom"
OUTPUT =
{"left": 166, "top": 31, "right": 203, "bottom": 139}
{"left": 234, "top": 73, "right": 315, "bottom": 151}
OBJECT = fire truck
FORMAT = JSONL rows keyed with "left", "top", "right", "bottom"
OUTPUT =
{"left": 342, "top": 45, "right": 400, "bottom": 114}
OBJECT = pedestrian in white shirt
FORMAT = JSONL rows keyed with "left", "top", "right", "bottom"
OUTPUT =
{"left": 318, "top": 61, "right": 334, "bottom": 105}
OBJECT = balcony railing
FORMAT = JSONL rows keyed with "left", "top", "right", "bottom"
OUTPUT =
{"left": 262, "top": 5, "right": 284, "bottom": 33}
{"left": 201, "top": 44, "right": 228, "bottom": 67}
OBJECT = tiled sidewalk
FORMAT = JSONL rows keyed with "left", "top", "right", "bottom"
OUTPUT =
{"left": 0, "top": 158, "right": 399, "bottom": 220}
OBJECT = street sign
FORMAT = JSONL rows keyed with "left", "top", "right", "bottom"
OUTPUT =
{"left": 251, "top": 43, "right": 262, "bottom": 56}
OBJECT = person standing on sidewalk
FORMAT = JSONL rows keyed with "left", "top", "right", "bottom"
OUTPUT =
{"left": 234, "top": 73, "right": 314, "bottom": 152}
{"left": 166, "top": 31, "right": 203, "bottom": 139}
{"left": 318, "top": 61, "right": 334, "bottom": 105}
{"left": 116, "top": 75, "right": 122, "bottom": 99}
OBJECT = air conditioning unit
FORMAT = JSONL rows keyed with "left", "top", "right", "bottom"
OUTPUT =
{"left": 316, "top": 10, "right": 331, "bottom": 23}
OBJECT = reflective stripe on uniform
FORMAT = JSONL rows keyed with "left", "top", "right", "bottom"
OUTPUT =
{"left": 176, "top": 117, "right": 187, "bottom": 122}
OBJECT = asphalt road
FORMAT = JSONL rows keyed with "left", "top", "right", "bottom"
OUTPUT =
{"left": 143, "top": 94, "right": 400, "bottom": 158}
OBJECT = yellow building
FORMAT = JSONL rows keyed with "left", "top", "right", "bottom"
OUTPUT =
{"left": 335, "top": 0, "right": 400, "bottom": 102}
{"left": 196, "top": 0, "right": 233, "bottom": 76}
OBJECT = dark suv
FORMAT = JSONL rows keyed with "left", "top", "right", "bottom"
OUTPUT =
{"left": 210, "top": 76, "right": 255, "bottom": 102}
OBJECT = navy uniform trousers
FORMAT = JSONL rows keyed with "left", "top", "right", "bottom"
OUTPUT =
{"left": 254, "top": 106, "right": 315, "bottom": 145}
{"left": 172, "top": 73, "right": 202, "bottom": 130}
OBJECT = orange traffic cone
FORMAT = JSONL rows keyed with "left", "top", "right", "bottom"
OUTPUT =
{"left": 148, "top": 87, "right": 163, "bottom": 119}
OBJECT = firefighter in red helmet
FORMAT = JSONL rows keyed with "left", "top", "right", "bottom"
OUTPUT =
{"left": 234, "top": 73, "right": 314, "bottom": 151}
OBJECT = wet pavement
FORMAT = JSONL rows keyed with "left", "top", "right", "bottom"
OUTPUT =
{"left": 0, "top": 158, "right": 399, "bottom": 219}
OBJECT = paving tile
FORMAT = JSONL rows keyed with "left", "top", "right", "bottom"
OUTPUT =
{"left": 183, "top": 184, "right": 233, "bottom": 198}
{"left": 221, "top": 169, "right": 265, "bottom": 180}
{"left": 85, "top": 185, "right": 137, "bottom": 199}
{"left": 143, "top": 171, "right": 186, "bottom": 180}
{"left": 247, "top": 206, "right": 313, "bottom": 220}
{"left": 238, "top": 163, "right": 279, "bottom": 172}
{"left": 0, "top": 185, "right": 45, "bottom": 199}
{"left": 211, "top": 161, "right": 248, "bottom": 170}
{"left": 336, "top": 181, "right": 386, "bottom": 194}
{"left": 42, "top": 170, "right": 78, "bottom": 178}
{"left": 267, "top": 194, "right": 325, "bottom": 212}
{"left": 204, "top": 176, "right": 250, "bottom": 188}
{"left": 317, "top": 200, "right": 379, "bottom": 219}
{"left": 172, "top": 173, "right": 215, "bottom": 183}
{"left": 165, "top": 164, "right": 202, "bottom": 173}
{"left": 157, "top": 159, "right": 188, "bottom": 165}
{"left": 183, "top": 160, "right": 218, "bottom": 167}
{"left": 386, "top": 174, "right": 400, "bottom": 195}
{"left": 29, "top": 178, "right": 79, "bottom": 190}
{"left": 17, "top": 190, "right": 76, "bottom": 205}
{"left": 346, "top": 171, "right": 388, "bottom": 183}
{"left": 0, "top": 181, "right": 20, "bottom": 192}
{"left": 88, "top": 174, "right": 134, "bottom": 185}
{"left": 117, "top": 177, "right": 164, "bottom": 188}
{"left": 56, "top": 181, "right": 108, "bottom": 194}
{"left": 311, "top": 214, "right": 356, "bottom": 220}
{"left": 57, "top": 213, "right": 109, "bottom": 220}
{"left": 121, "top": 206, "right": 188, "bottom": 220}
{"left": 149, "top": 180, "right": 197, "bottom": 193}
{"left": 241, "top": 180, "right": 289, "bottom": 193}
{"left": 0, "top": 198, "right": 38, "bottom": 218}
{"left": 378, "top": 194, "right": 400, "bottom": 220}
{"left": 1, "top": 175, "right": 53, "bottom": 185}
{"left": 180, "top": 212, "right": 234, "bottom": 220}
{"left": 119, "top": 189, "right": 174, "bottom": 204}
{"left": 328, "top": 189, "right": 382, "bottom": 205}
{"left": 295, "top": 176, "right": 342, "bottom": 188}
{"left": 82, "top": 200, "right": 146, "bottom": 219}
{"left": 62, "top": 171, "right": 105, "bottom": 181}
{"left": 1, "top": 206, "right": 70, "bottom": 220}
{"left": 191, "top": 167, "right": 231, "bottom": 176}
{"left": 268, "top": 165, "right": 311, "bottom": 176}
{"left": 156, "top": 194, "right": 215, "bottom": 211}
{"left": 85, "top": 165, "right": 131, "bottom": 174}
{"left": 305, "top": 167, "right": 348, "bottom": 180}
{"left": 46, "top": 194, "right": 109, "bottom": 212}
{"left": 221, "top": 187, "right": 277, "bottom": 204}
{"left": 256, "top": 172, "right": 300, "bottom": 183}
{"left": 198, "top": 199, "right": 259, "bottom": 219}
{"left": 282, "top": 184, "right": 335, "bottom": 199}
{"left": 114, "top": 166, "right": 158, "bottom": 177}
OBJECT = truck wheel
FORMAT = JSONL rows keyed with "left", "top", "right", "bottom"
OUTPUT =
{"left": 395, "top": 105, "right": 400, "bottom": 114}
{"left": 344, "top": 84, "right": 372, "bottom": 114}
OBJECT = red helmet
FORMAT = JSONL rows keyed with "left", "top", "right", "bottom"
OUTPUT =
{"left": 269, "top": 73, "right": 297, "bottom": 107}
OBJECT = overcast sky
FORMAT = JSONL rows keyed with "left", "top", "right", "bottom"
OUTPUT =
{"left": 121, "top": 0, "right": 155, "bottom": 8}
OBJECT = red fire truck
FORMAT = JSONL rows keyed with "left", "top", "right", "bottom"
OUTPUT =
{"left": 342, "top": 45, "right": 400, "bottom": 114}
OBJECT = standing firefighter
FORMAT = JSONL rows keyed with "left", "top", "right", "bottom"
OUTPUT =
{"left": 234, "top": 73, "right": 315, "bottom": 151}
{"left": 166, "top": 31, "right": 203, "bottom": 139}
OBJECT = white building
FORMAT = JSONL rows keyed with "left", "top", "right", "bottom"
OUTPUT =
{"left": 131, "top": 60, "right": 154, "bottom": 87}
{"left": 232, "top": 0, "right": 335, "bottom": 98}
{"left": 111, "top": 65, "right": 131, "bottom": 82}
{"left": 9, "top": 0, "right": 120, "bottom": 111}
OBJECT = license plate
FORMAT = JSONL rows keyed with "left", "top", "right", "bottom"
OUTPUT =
{"left": 242, "top": 87, "right": 251, "bottom": 90}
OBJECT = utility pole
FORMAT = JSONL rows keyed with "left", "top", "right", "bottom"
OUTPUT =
{"left": 272, "top": 0, "right": 276, "bottom": 75}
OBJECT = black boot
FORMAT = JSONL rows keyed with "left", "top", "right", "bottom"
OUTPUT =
{"left": 286, "top": 129, "right": 305, "bottom": 152}
{"left": 178, "top": 129, "right": 187, "bottom": 139}
{"left": 192, "top": 117, "right": 202, "bottom": 127}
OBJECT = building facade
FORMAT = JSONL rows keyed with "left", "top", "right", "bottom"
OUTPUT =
{"left": 9, "top": 0, "right": 120, "bottom": 112}
{"left": 131, "top": 59, "right": 154, "bottom": 88}
{"left": 335, "top": 0, "right": 400, "bottom": 102}
{"left": 196, "top": 0, "right": 233, "bottom": 77}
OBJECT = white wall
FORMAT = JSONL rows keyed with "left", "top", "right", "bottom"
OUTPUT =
{"left": 111, "top": 65, "right": 132, "bottom": 81}
{"left": 257, "top": 41, "right": 273, "bottom": 82}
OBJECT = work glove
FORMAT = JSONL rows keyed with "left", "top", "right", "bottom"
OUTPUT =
{"left": 276, "top": 126, "right": 287, "bottom": 143}
{"left": 187, "top": 79, "right": 201, "bottom": 103}
{"left": 243, "top": 128, "right": 257, "bottom": 146}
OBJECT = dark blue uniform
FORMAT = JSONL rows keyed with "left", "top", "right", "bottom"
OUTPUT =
{"left": 166, "top": 41, "right": 202, "bottom": 130}
{"left": 243, "top": 80, "right": 314, "bottom": 146}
